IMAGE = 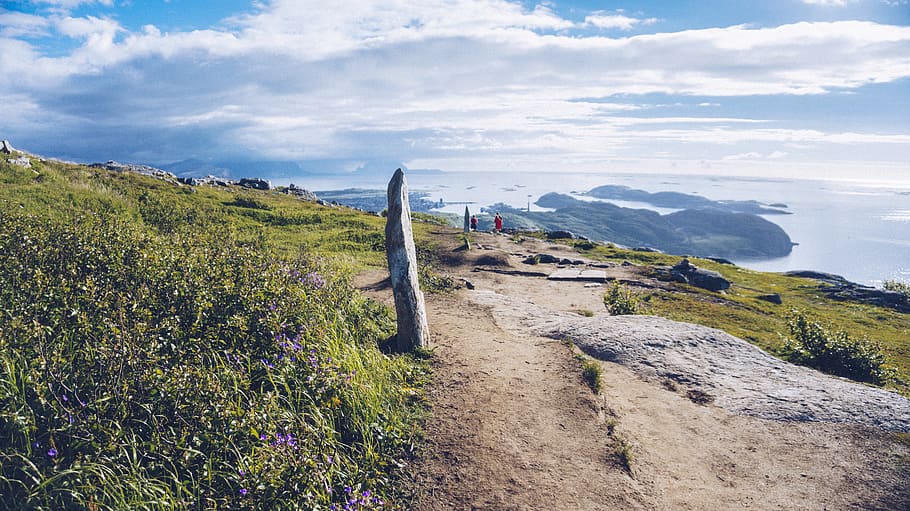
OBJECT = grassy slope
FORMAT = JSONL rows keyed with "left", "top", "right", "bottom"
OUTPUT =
{"left": 0, "top": 154, "right": 424, "bottom": 510}
{"left": 573, "top": 241, "right": 910, "bottom": 396}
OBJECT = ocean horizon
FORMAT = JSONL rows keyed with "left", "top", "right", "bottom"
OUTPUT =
{"left": 275, "top": 171, "right": 910, "bottom": 287}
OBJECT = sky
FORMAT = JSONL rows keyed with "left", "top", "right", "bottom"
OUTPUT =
{"left": 1, "top": 0, "right": 909, "bottom": 181}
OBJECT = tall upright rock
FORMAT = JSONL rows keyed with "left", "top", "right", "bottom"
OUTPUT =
{"left": 464, "top": 206, "right": 471, "bottom": 233}
{"left": 385, "top": 168, "right": 430, "bottom": 351}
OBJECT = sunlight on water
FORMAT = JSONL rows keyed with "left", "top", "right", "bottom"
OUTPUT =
{"left": 880, "top": 210, "right": 910, "bottom": 222}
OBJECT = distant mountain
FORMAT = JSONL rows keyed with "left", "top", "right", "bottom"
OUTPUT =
{"left": 586, "top": 185, "right": 790, "bottom": 215}
{"left": 159, "top": 159, "right": 304, "bottom": 178}
{"left": 158, "top": 158, "right": 441, "bottom": 180}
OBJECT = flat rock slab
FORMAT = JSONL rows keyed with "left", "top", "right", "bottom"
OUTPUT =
{"left": 548, "top": 268, "right": 606, "bottom": 282}
{"left": 469, "top": 290, "right": 910, "bottom": 432}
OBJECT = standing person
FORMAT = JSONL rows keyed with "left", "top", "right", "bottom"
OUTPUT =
{"left": 470, "top": 214, "right": 478, "bottom": 231}
{"left": 494, "top": 212, "right": 503, "bottom": 233}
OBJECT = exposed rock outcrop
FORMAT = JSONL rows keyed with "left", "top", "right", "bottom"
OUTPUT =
{"left": 239, "top": 177, "right": 271, "bottom": 190}
{"left": 9, "top": 156, "right": 31, "bottom": 168}
{"left": 657, "top": 258, "right": 731, "bottom": 292}
{"left": 90, "top": 161, "right": 179, "bottom": 184}
{"left": 1, "top": 140, "right": 14, "bottom": 154}
{"left": 279, "top": 183, "right": 318, "bottom": 201}
{"left": 470, "top": 290, "right": 910, "bottom": 432}
{"left": 385, "top": 169, "right": 430, "bottom": 351}
{"left": 546, "top": 230, "right": 576, "bottom": 240}
{"left": 784, "top": 271, "right": 910, "bottom": 313}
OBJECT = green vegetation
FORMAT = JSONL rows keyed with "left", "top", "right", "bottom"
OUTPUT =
{"left": 782, "top": 310, "right": 896, "bottom": 385}
{"left": 579, "top": 357, "right": 604, "bottom": 394}
{"left": 603, "top": 282, "right": 639, "bottom": 316}
{"left": 572, "top": 240, "right": 910, "bottom": 396}
{"left": 0, "top": 156, "right": 426, "bottom": 509}
{"left": 884, "top": 280, "right": 910, "bottom": 297}
{"left": 612, "top": 437, "right": 635, "bottom": 473}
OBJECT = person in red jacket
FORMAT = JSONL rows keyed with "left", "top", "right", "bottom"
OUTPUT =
{"left": 494, "top": 212, "right": 503, "bottom": 233}
{"left": 470, "top": 214, "right": 478, "bottom": 231}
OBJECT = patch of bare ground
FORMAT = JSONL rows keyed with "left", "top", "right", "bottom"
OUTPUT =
{"left": 356, "top": 231, "right": 910, "bottom": 510}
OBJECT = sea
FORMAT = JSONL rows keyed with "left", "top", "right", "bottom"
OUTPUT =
{"left": 276, "top": 171, "right": 910, "bottom": 287}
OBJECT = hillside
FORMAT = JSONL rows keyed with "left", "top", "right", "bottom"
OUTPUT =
{"left": 2, "top": 148, "right": 908, "bottom": 509}
{"left": 0, "top": 149, "right": 425, "bottom": 509}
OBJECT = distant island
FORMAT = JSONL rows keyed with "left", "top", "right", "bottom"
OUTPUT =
{"left": 585, "top": 184, "right": 790, "bottom": 215}
{"left": 313, "top": 185, "right": 794, "bottom": 260}
{"left": 496, "top": 193, "right": 794, "bottom": 259}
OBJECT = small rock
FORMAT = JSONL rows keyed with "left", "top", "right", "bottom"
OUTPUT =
{"left": 756, "top": 294, "right": 783, "bottom": 305}
{"left": 546, "top": 230, "right": 576, "bottom": 239}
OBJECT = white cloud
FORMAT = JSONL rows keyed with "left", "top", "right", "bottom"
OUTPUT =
{"left": 30, "top": 0, "right": 114, "bottom": 7}
{"left": 1, "top": 1, "right": 908, "bottom": 179}
{"left": 584, "top": 11, "right": 658, "bottom": 31}
{"left": 0, "top": 11, "right": 51, "bottom": 38}
{"left": 801, "top": 0, "right": 852, "bottom": 5}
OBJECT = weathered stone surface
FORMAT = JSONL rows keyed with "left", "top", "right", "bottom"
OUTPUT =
{"left": 89, "top": 160, "right": 179, "bottom": 184}
{"left": 385, "top": 169, "right": 430, "bottom": 351}
{"left": 547, "top": 268, "right": 607, "bottom": 282}
{"left": 659, "top": 258, "right": 731, "bottom": 292}
{"left": 281, "top": 183, "right": 318, "bottom": 201}
{"left": 785, "top": 271, "right": 910, "bottom": 313}
{"left": 471, "top": 290, "right": 910, "bottom": 432}
{"left": 9, "top": 156, "right": 31, "bottom": 168}
{"left": 464, "top": 206, "right": 470, "bottom": 233}
{"left": 546, "top": 230, "right": 576, "bottom": 240}
{"left": 239, "top": 177, "right": 271, "bottom": 190}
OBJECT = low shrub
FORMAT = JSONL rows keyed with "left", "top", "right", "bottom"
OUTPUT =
{"left": 782, "top": 310, "right": 895, "bottom": 385}
{"left": 603, "top": 282, "right": 639, "bottom": 315}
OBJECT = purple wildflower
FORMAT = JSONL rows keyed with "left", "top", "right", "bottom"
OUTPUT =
{"left": 47, "top": 448, "right": 58, "bottom": 457}
{"left": 239, "top": 488, "right": 248, "bottom": 496}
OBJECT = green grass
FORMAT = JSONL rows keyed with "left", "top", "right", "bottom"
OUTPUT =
{"left": 571, "top": 239, "right": 910, "bottom": 396}
{"left": 577, "top": 356, "right": 604, "bottom": 394}
{"left": 0, "top": 155, "right": 427, "bottom": 509}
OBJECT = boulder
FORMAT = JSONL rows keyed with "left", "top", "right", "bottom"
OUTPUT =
{"left": 9, "top": 156, "right": 31, "bottom": 168}
{"left": 239, "top": 177, "right": 271, "bottom": 190}
{"left": 756, "top": 293, "right": 783, "bottom": 305}
{"left": 0, "top": 140, "right": 13, "bottom": 154}
{"left": 385, "top": 169, "right": 430, "bottom": 351}
{"left": 546, "top": 230, "right": 576, "bottom": 240}
{"left": 282, "top": 183, "right": 318, "bottom": 201}
{"left": 669, "top": 258, "right": 731, "bottom": 292}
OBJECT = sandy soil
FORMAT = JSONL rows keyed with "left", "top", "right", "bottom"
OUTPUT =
{"left": 356, "top": 230, "right": 910, "bottom": 510}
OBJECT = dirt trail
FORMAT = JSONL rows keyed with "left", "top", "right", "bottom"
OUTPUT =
{"left": 357, "top": 231, "right": 909, "bottom": 510}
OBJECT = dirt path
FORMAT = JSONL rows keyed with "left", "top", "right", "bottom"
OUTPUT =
{"left": 357, "top": 231, "right": 909, "bottom": 510}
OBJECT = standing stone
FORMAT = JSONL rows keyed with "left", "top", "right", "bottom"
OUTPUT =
{"left": 386, "top": 168, "right": 430, "bottom": 351}
{"left": 464, "top": 206, "right": 471, "bottom": 233}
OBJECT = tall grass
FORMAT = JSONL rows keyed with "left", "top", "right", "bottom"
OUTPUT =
{"left": 0, "top": 189, "right": 424, "bottom": 508}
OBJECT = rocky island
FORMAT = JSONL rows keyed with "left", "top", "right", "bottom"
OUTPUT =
{"left": 507, "top": 193, "right": 794, "bottom": 259}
